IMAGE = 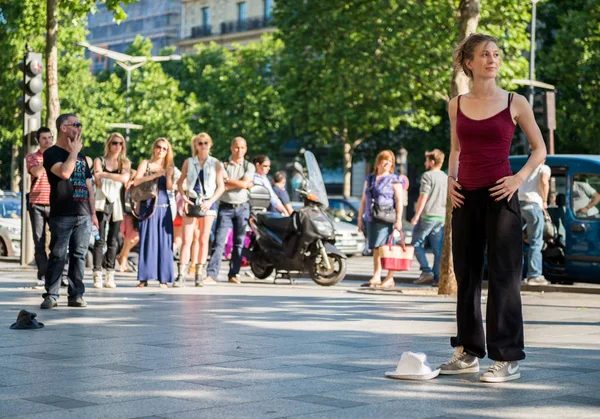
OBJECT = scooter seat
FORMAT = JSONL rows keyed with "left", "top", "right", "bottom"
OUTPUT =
{"left": 256, "top": 213, "right": 293, "bottom": 234}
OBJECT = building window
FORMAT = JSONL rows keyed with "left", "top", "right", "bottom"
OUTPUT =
{"left": 238, "top": 2, "right": 247, "bottom": 29}
{"left": 263, "top": 0, "right": 273, "bottom": 22}
{"left": 202, "top": 7, "right": 210, "bottom": 27}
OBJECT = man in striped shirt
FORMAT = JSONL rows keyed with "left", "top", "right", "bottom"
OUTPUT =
{"left": 26, "top": 127, "right": 53, "bottom": 289}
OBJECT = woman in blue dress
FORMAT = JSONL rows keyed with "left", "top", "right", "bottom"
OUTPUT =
{"left": 133, "top": 137, "right": 175, "bottom": 288}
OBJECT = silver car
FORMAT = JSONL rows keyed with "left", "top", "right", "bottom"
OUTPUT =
{"left": 0, "top": 198, "right": 21, "bottom": 257}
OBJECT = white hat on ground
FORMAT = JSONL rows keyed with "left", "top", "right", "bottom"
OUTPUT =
{"left": 385, "top": 351, "right": 440, "bottom": 381}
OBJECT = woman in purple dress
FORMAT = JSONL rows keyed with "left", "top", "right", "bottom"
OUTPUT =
{"left": 133, "top": 138, "right": 175, "bottom": 288}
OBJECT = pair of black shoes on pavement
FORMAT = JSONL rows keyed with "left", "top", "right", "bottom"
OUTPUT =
{"left": 40, "top": 296, "right": 87, "bottom": 309}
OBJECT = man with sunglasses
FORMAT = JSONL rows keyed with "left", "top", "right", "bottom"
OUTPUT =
{"left": 41, "top": 114, "right": 98, "bottom": 309}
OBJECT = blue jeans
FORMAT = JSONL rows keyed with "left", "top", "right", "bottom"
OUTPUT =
{"left": 411, "top": 218, "right": 444, "bottom": 283}
{"left": 44, "top": 215, "right": 91, "bottom": 300}
{"left": 520, "top": 202, "right": 544, "bottom": 278}
{"left": 207, "top": 203, "right": 250, "bottom": 279}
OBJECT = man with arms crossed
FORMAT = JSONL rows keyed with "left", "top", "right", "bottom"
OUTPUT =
{"left": 205, "top": 137, "right": 254, "bottom": 284}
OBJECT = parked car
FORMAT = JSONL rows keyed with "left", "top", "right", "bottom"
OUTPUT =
{"left": 291, "top": 202, "right": 365, "bottom": 256}
{"left": 328, "top": 196, "right": 361, "bottom": 225}
{"left": 0, "top": 190, "right": 19, "bottom": 198}
{"left": 0, "top": 198, "right": 21, "bottom": 257}
{"left": 510, "top": 155, "right": 600, "bottom": 284}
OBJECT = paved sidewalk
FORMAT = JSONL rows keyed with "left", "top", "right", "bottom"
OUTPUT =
{"left": 1, "top": 268, "right": 600, "bottom": 418}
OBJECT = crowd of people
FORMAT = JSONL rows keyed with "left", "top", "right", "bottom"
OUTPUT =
{"left": 24, "top": 33, "right": 555, "bottom": 383}
{"left": 26, "top": 117, "right": 296, "bottom": 307}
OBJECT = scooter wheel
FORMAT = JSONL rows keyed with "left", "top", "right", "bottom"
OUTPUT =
{"left": 310, "top": 253, "right": 347, "bottom": 286}
{"left": 250, "top": 262, "right": 274, "bottom": 279}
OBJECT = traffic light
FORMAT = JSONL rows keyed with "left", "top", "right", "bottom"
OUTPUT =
{"left": 532, "top": 91, "right": 556, "bottom": 130}
{"left": 17, "top": 52, "right": 43, "bottom": 116}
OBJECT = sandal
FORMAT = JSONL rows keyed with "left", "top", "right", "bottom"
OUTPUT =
{"left": 377, "top": 280, "right": 395, "bottom": 290}
{"left": 159, "top": 283, "right": 168, "bottom": 289}
{"left": 136, "top": 281, "right": 148, "bottom": 288}
{"left": 360, "top": 282, "right": 380, "bottom": 288}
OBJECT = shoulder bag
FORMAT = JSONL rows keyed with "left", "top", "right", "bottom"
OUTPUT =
{"left": 370, "top": 175, "right": 397, "bottom": 224}
{"left": 129, "top": 165, "right": 159, "bottom": 221}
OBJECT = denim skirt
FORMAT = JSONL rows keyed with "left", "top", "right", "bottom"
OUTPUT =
{"left": 367, "top": 221, "right": 393, "bottom": 249}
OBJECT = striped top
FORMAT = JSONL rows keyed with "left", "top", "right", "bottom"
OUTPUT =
{"left": 26, "top": 150, "right": 51, "bottom": 205}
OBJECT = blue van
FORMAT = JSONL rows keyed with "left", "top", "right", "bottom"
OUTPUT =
{"left": 510, "top": 155, "right": 600, "bottom": 284}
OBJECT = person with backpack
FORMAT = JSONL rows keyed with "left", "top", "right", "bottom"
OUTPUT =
{"left": 205, "top": 137, "right": 254, "bottom": 284}
{"left": 92, "top": 133, "right": 131, "bottom": 288}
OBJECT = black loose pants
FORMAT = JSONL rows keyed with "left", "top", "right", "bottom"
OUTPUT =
{"left": 451, "top": 187, "right": 525, "bottom": 361}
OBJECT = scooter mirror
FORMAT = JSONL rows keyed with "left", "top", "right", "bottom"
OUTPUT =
{"left": 293, "top": 162, "right": 304, "bottom": 174}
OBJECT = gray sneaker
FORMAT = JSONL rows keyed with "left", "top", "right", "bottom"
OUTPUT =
{"left": 439, "top": 346, "right": 480, "bottom": 375}
{"left": 480, "top": 361, "right": 520, "bottom": 383}
{"left": 67, "top": 296, "right": 88, "bottom": 308}
{"left": 527, "top": 276, "right": 549, "bottom": 285}
{"left": 414, "top": 272, "right": 434, "bottom": 285}
{"left": 40, "top": 296, "right": 57, "bottom": 310}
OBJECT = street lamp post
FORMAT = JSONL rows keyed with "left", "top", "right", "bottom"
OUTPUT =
{"left": 77, "top": 42, "right": 181, "bottom": 141}
{"left": 528, "top": 0, "right": 538, "bottom": 105}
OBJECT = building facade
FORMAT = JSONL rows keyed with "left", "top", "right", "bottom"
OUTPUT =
{"left": 179, "top": 0, "right": 275, "bottom": 53}
{"left": 87, "top": 0, "right": 181, "bottom": 72}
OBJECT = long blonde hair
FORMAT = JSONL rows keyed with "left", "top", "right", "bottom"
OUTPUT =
{"left": 103, "top": 132, "right": 129, "bottom": 170}
{"left": 151, "top": 137, "right": 174, "bottom": 170}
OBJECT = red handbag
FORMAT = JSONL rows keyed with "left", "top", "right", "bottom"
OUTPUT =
{"left": 380, "top": 230, "right": 414, "bottom": 271}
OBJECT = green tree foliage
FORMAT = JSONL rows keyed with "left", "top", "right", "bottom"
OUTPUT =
{"left": 177, "top": 35, "right": 289, "bottom": 160}
{"left": 121, "top": 36, "right": 193, "bottom": 168}
{"left": 0, "top": 1, "right": 124, "bottom": 188}
{"left": 274, "top": 0, "right": 531, "bottom": 195}
{"left": 537, "top": 1, "right": 600, "bottom": 154}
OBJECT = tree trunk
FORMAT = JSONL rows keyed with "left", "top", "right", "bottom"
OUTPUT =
{"left": 10, "top": 143, "right": 21, "bottom": 192}
{"left": 450, "top": 0, "right": 481, "bottom": 97}
{"left": 343, "top": 142, "right": 352, "bottom": 197}
{"left": 46, "top": 0, "right": 60, "bottom": 136}
{"left": 438, "top": 0, "right": 480, "bottom": 296}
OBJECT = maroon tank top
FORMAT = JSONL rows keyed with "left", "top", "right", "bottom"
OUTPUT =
{"left": 456, "top": 93, "right": 515, "bottom": 190}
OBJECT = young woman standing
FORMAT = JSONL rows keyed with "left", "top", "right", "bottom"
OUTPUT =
{"left": 175, "top": 133, "right": 224, "bottom": 287}
{"left": 92, "top": 133, "right": 131, "bottom": 288}
{"left": 133, "top": 138, "right": 176, "bottom": 288}
{"left": 440, "top": 34, "right": 546, "bottom": 382}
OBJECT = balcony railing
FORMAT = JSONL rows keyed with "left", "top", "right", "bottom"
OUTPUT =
{"left": 220, "top": 16, "right": 273, "bottom": 35}
{"left": 191, "top": 24, "right": 212, "bottom": 38}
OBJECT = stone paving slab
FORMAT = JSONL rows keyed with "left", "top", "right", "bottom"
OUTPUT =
{"left": 1, "top": 269, "right": 600, "bottom": 418}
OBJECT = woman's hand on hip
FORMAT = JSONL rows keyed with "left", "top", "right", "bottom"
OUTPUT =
{"left": 489, "top": 175, "right": 521, "bottom": 202}
{"left": 448, "top": 177, "right": 465, "bottom": 208}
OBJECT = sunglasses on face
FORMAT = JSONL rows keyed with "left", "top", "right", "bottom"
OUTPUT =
{"left": 64, "top": 122, "right": 83, "bottom": 128}
{"left": 197, "top": 141, "right": 209, "bottom": 146}
{"left": 111, "top": 142, "right": 123, "bottom": 146}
